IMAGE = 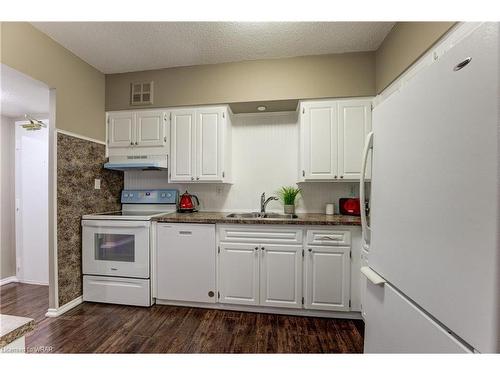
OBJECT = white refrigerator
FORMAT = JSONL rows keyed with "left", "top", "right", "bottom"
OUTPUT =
{"left": 360, "top": 23, "right": 500, "bottom": 353}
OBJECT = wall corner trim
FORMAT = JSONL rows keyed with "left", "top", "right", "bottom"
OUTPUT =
{"left": 45, "top": 296, "right": 83, "bottom": 318}
{"left": 56, "top": 129, "right": 106, "bottom": 145}
{"left": 0, "top": 276, "right": 19, "bottom": 286}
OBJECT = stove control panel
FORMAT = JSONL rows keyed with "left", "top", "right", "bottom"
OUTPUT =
{"left": 121, "top": 189, "right": 178, "bottom": 204}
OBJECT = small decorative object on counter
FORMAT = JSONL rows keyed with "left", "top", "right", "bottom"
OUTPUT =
{"left": 339, "top": 198, "right": 361, "bottom": 216}
{"left": 277, "top": 186, "right": 301, "bottom": 215}
{"left": 178, "top": 191, "right": 200, "bottom": 212}
{"left": 325, "top": 203, "right": 335, "bottom": 215}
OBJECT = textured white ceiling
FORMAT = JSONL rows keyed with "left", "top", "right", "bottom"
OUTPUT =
{"left": 1, "top": 64, "right": 49, "bottom": 118}
{"left": 31, "top": 22, "right": 394, "bottom": 74}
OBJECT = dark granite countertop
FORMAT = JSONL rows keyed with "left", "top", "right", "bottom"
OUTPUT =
{"left": 154, "top": 211, "right": 361, "bottom": 226}
{"left": 0, "top": 314, "right": 35, "bottom": 349}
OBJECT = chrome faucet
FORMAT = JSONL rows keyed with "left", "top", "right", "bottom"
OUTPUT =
{"left": 260, "top": 192, "right": 278, "bottom": 214}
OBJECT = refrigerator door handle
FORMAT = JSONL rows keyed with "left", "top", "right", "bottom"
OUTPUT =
{"left": 360, "top": 131, "right": 373, "bottom": 250}
{"left": 361, "top": 266, "right": 386, "bottom": 286}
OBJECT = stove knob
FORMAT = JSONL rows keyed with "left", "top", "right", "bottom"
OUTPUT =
{"left": 124, "top": 193, "right": 129, "bottom": 197}
{"left": 129, "top": 193, "right": 134, "bottom": 198}
{"left": 161, "top": 193, "right": 166, "bottom": 198}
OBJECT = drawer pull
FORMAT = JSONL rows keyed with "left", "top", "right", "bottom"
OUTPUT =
{"left": 179, "top": 231, "right": 192, "bottom": 235}
{"left": 320, "top": 236, "right": 341, "bottom": 240}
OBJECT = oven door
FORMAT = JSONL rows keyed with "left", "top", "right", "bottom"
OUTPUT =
{"left": 82, "top": 220, "right": 150, "bottom": 279}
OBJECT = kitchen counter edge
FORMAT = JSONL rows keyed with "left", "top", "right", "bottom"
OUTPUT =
{"left": 154, "top": 212, "right": 361, "bottom": 226}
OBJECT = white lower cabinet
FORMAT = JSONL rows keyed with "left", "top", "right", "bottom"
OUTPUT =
{"left": 156, "top": 223, "right": 216, "bottom": 303}
{"left": 260, "top": 245, "right": 303, "bottom": 308}
{"left": 218, "top": 243, "right": 260, "bottom": 305}
{"left": 304, "top": 246, "right": 351, "bottom": 311}
{"left": 155, "top": 223, "right": 358, "bottom": 315}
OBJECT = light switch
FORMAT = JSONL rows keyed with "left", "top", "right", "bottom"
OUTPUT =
{"left": 94, "top": 179, "right": 101, "bottom": 190}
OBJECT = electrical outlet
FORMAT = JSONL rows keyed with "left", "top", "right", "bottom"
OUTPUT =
{"left": 94, "top": 179, "right": 101, "bottom": 190}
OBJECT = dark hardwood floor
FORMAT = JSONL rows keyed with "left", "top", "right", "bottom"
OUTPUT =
{"left": 1, "top": 283, "right": 364, "bottom": 353}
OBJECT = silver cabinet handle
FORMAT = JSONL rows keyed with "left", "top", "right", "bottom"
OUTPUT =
{"left": 191, "top": 177, "right": 194, "bottom": 181}
{"left": 179, "top": 231, "right": 192, "bottom": 235}
{"left": 334, "top": 175, "right": 338, "bottom": 179}
{"left": 130, "top": 142, "right": 133, "bottom": 146}
{"left": 340, "top": 176, "right": 344, "bottom": 179}
{"left": 196, "top": 177, "right": 200, "bottom": 180}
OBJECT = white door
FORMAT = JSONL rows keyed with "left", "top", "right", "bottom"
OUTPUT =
{"left": 304, "top": 246, "right": 350, "bottom": 311}
{"left": 218, "top": 243, "right": 259, "bottom": 305}
{"left": 156, "top": 224, "right": 216, "bottom": 303}
{"left": 170, "top": 109, "right": 195, "bottom": 182}
{"left": 196, "top": 108, "right": 223, "bottom": 182}
{"left": 364, "top": 281, "right": 471, "bottom": 353}
{"left": 135, "top": 111, "right": 166, "bottom": 147}
{"left": 301, "top": 101, "right": 338, "bottom": 180}
{"left": 260, "top": 244, "right": 302, "bottom": 308}
{"left": 338, "top": 100, "right": 372, "bottom": 180}
{"left": 108, "top": 112, "right": 135, "bottom": 148}
{"left": 15, "top": 121, "right": 49, "bottom": 285}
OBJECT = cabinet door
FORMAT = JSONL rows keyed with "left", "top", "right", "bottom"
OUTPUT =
{"left": 218, "top": 243, "right": 259, "bottom": 305}
{"left": 136, "top": 111, "right": 167, "bottom": 147}
{"left": 301, "top": 101, "right": 338, "bottom": 180}
{"left": 108, "top": 112, "right": 135, "bottom": 148}
{"left": 260, "top": 244, "right": 302, "bottom": 309}
{"left": 338, "top": 100, "right": 372, "bottom": 180}
{"left": 305, "top": 246, "right": 351, "bottom": 311}
{"left": 196, "top": 108, "right": 224, "bottom": 182}
{"left": 156, "top": 224, "right": 216, "bottom": 303}
{"left": 360, "top": 249, "right": 369, "bottom": 320}
{"left": 170, "top": 109, "right": 196, "bottom": 182}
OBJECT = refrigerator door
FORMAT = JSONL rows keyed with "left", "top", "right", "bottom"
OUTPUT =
{"left": 370, "top": 23, "right": 499, "bottom": 352}
{"left": 364, "top": 276, "right": 472, "bottom": 353}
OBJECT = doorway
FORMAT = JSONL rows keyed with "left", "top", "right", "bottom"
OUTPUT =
{"left": 0, "top": 64, "right": 52, "bottom": 321}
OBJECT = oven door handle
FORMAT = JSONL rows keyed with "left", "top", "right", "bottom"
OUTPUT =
{"left": 82, "top": 221, "right": 150, "bottom": 229}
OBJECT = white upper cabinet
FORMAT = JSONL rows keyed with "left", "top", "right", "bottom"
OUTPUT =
{"left": 338, "top": 100, "right": 372, "bottom": 180}
{"left": 108, "top": 111, "right": 135, "bottom": 148}
{"left": 107, "top": 110, "right": 168, "bottom": 155}
{"left": 299, "top": 98, "right": 372, "bottom": 181}
{"left": 170, "top": 105, "right": 231, "bottom": 183}
{"left": 170, "top": 109, "right": 196, "bottom": 182}
{"left": 196, "top": 108, "right": 224, "bottom": 181}
{"left": 135, "top": 110, "right": 167, "bottom": 147}
{"left": 300, "top": 100, "right": 338, "bottom": 180}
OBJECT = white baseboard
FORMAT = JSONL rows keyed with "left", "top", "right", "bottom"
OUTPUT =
{"left": 45, "top": 296, "right": 83, "bottom": 318}
{"left": 155, "top": 299, "right": 363, "bottom": 320}
{"left": 0, "top": 276, "right": 19, "bottom": 286}
{"left": 16, "top": 279, "right": 49, "bottom": 286}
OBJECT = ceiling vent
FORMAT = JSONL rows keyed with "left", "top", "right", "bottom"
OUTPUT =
{"left": 130, "top": 81, "right": 153, "bottom": 106}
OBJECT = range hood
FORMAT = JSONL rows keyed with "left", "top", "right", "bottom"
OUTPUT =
{"left": 104, "top": 155, "right": 168, "bottom": 171}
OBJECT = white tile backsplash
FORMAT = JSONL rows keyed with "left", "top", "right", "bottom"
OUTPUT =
{"left": 124, "top": 112, "right": 359, "bottom": 213}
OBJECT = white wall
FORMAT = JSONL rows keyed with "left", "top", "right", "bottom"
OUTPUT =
{"left": 125, "top": 112, "right": 358, "bottom": 213}
{"left": 0, "top": 115, "right": 16, "bottom": 280}
{"left": 15, "top": 120, "right": 49, "bottom": 284}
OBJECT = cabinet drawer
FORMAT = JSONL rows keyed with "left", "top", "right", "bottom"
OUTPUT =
{"left": 83, "top": 275, "right": 151, "bottom": 307}
{"left": 218, "top": 225, "right": 303, "bottom": 245}
{"left": 306, "top": 229, "right": 350, "bottom": 246}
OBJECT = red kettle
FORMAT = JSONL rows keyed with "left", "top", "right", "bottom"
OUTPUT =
{"left": 178, "top": 191, "right": 200, "bottom": 212}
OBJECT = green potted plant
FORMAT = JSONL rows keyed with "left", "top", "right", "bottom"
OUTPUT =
{"left": 277, "top": 186, "right": 301, "bottom": 215}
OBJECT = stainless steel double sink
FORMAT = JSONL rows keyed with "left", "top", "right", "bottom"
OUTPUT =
{"left": 226, "top": 212, "right": 298, "bottom": 219}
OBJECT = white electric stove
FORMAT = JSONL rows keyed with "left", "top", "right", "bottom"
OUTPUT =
{"left": 81, "top": 189, "right": 178, "bottom": 307}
